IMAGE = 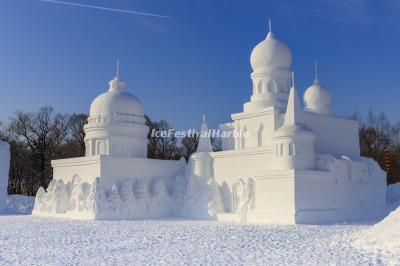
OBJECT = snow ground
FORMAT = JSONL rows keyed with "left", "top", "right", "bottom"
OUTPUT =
{"left": 0, "top": 216, "right": 397, "bottom": 266}
{"left": 351, "top": 183, "right": 400, "bottom": 262}
{"left": 1, "top": 188, "right": 399, "bottom": 266}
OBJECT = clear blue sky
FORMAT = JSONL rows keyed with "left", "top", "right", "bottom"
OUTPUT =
{"left": 0, "top": 0, "right": 399, "bottom": 130}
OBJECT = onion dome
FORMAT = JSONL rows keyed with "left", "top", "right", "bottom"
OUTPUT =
{"left": 250, "top": 29, "right": 292, "bottom": 72}
{"left": 303, "top": 79, "right": 332, "bottom": 115}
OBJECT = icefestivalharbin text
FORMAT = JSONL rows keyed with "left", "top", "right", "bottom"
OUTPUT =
{"left": 150, "top": 128, "right": 247, "bottom": 139}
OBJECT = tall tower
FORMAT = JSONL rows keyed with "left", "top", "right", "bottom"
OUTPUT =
{"left": 244, "top": 20, "right": 293, "bottom": 112}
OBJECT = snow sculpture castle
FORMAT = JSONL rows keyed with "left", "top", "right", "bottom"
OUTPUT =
{"left": 210, "top": 25, "right": 386, "bottom": 223}
{"left": 33, "top": 23, "right": 387, "bottom": 224}
{"left": 0, "top": 141, "right": 10, "bottom": 213}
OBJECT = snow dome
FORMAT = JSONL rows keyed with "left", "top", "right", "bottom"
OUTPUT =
{"left": 250, "top": 31, "right": 292, "bottom": 72}
{"left": 84, "top": 75, "right": 148, "bottom": 158}
{"left": 303, "top": 79, "right": 332, "bottom": 115}
{"left": 90, "top": 78, "right": 144, "bottom": 117}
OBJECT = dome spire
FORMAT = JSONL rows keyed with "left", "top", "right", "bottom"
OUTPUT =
{"left": 291, "top": 71, "right": 295, "bottom": 88}
{"left": 269, "top": 19, "right": 272, "bottom": 33}
{"left": 266, "top": 19, "right": 274, "bottom": 39}
{"left": 116, "top": 58, "right": 120, "bottom": 79}
{"left": 197, "top": 115, "right": 213, "bottom": 153}
{"left": 109, "top": 59, "right": 125, "bottom": 92}
{"left": 315, "top": 61, "right": 318, "bottom": 81}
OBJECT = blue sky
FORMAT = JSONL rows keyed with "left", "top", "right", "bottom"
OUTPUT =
{"left": 0, "top": 0, "right": 399, "bottom": 130}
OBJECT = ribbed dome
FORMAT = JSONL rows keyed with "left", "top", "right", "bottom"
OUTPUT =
{"left": 303, "top": 79, "right": 331, "bottom": 115}
{"left": 250, "top": 32, "right": 292, "bottom": 72}
{"left": 89, "top": 78, "right": 144, "bottom": 117}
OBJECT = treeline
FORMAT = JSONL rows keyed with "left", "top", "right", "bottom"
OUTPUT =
{"left": 0, "top": 107, "right": 87, "bottom": 195}
{"left": 0, "top": 106, "right": 217, "bottom": 196}
{"left": 1, "top": 106, "right": 399, "bottom": 196}
{"left": 351, "top": 111, "right": 400, "bottom": 184}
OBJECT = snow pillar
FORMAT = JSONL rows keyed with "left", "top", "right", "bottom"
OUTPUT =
{"left": 0, "top": 141, "right": 10, "bottom": 213}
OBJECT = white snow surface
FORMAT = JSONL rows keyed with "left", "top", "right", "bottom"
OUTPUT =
{"left": 1, "top": 185, "right": 399, "bottom": 265}
{"left": 0, "top": 216, "right": 396, "bottom": 266}
{"left": 352, "top": 183, "right": 400, "bottom": 260}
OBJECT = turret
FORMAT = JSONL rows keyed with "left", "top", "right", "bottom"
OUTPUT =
{"left": 272, "top": 73, "right": 316, "bottom": 170}
{"left": 190, "top": 115, "right": 213, "bottom": 178}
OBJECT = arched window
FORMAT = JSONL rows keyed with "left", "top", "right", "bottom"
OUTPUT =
{"left": 96, "top": 140, "right": 106, "bottom": 155}
{"left": 257, "top": 80, "right": 263, "bottom": 94}
{"left": 85, "top": 141, "right": 91, "bottom": 156}
{"left": 257, "top": 125, "right": 264, "bottom": 147}
{"left": 280, "top": 143, "right": 284, "bottom": 156}
{"left": 289, "top": 142, "right": 295, "bottom": 156}
{"left": 241, "top": 127, "right": 247, "bottom": 149}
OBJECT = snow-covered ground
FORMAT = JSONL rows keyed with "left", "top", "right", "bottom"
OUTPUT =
{"left": 351, "top": 183, "right": 400, "bottom": 262}
{"left": 0, "top": 185, "right": 399, "bottom": 266}
{"left": 0, "top": 216, "right": 397, "bottom": 265}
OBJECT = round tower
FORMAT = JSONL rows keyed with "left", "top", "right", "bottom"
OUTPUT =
{"left": 244, "top": 20, "right": 293, "bottom": 112}
{"left": 84, "top": 66, "right": 149, "bottom": 158}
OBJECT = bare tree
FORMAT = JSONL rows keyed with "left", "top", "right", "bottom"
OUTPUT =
{"left": 181, "top": 133, "right": 199, "bottom": 161}
{"left": 68, "top": 113, "right": 88, "bottom": 157}
{"left": 353, "top": 110, "right": 399, "bottom": 184}
{"left": 145, "top": 115, "right": 181, "bottom": 160}
{"left": 8, "top": 106, "right": 69, "bottom": 194}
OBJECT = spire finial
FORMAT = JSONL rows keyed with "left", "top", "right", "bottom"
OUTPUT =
{"left": 116, "top": 58, "right": 120, "bottom": 79}
{"left": 315, "top": 61, "right": 318, "bottom": 81}
{"left": 268, "top": 19, "right": 272, "bottom": 33}
{"left": 292, "top": 72, "right": 295, "bottom": 88}
{"left": 202, "top": 114, "right": 206, "bottom": 124}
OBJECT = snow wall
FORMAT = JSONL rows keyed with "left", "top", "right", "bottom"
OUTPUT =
{"left": 32, "top": 150, "right": 386, "bottom": 223}
{"left": 32, "top": 155, "right": 222, "bottom": 220}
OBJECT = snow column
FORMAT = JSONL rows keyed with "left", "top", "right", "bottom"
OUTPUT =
{"left": 0, "top": 141, "right": 10, "bottom": 213}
